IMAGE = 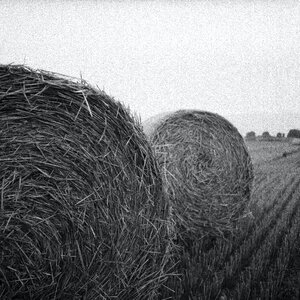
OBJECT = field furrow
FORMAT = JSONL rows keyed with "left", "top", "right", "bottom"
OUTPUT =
{"left": 231, "top": 179, "right": 300, "bottom": 299}
{"left": 161, "top": 142, "right": 300, "bottom": 300}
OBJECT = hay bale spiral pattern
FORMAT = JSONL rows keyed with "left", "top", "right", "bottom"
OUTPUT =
{"left": 0, "top": 65, "right": 170, "bottom": 299}
{"left": 143, "top": 110, "right": 253, "bottom": 237}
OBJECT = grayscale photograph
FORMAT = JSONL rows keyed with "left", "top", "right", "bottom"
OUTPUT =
{"left": 0, "top": 0, "right": 299, "bottom": 299}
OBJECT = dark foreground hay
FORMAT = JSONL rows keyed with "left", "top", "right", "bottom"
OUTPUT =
{"left": 143, "top": 110, "right": 253, "bottom": 238}
{"left": 0, "top": 65, "right": 172, "bottom": 299}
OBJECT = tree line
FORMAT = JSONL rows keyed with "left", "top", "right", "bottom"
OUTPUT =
{"left": 245, "top": 129, "right": 300, "bottom": 140}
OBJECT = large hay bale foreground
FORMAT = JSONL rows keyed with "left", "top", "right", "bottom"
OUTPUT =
{"left": 0, "top": 65, "right": 171, "bottom": 299}
{"left": 143, "top": 110, "right": 253, "bottom": 238}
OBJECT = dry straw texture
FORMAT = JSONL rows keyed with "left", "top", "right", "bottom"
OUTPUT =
{"left": 143, "top": 110, "right": 253, "bottom": 238}
{"left": 0, "top": 64, "right": 171, "bottom": 299}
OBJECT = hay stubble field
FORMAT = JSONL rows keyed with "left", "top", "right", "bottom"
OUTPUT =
{"left": 166, "top": 140, "right": 300, "bottom": 300}
{"left": 243, "top": 140, "right": 300, "bottom": 300}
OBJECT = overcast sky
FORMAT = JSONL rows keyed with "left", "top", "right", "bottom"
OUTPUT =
{"left": 1, "top": 0, "right": 300, "bottom": 135}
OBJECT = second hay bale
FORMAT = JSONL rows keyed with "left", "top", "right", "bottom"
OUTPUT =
{"left": 143, "top": 110, "right": 253, "bottom": 238}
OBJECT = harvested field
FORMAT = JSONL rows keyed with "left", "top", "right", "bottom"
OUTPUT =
{"left": 0, "top": 65, "right": 172, "bottom": 300}
{"left": 159, "top": 140, "right": 300, "bottom": 299}
{"left": 246, "top": 139, "right": 300, "bottom": 165}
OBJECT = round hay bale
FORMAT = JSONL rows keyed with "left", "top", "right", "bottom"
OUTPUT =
{"left": 0, "top": 64, "right": 171, "bottom": 299}
{"left": 143, "top": 110, "right": 253, "bottom": 238}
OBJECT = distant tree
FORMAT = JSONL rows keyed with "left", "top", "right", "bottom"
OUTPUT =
{"left": 287, "top": 129, "right": 300, "bottom": 138}
{"left": 262, "top": 131, "right": 271, "bottom": 138}
{"left": 245, "top": 131, "right": 256, "bottom": 140}
{"left": 276, "top": 132, "right": 282, "bottom": 138}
